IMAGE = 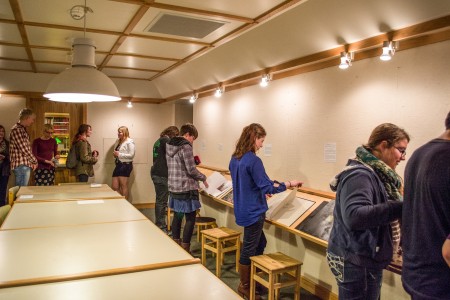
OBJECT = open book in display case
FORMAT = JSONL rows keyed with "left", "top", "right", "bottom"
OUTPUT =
{"left": 196, "top": 165, "right": 335, "bottom": 247}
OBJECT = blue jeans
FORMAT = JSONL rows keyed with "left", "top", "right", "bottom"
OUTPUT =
{"left": 327, "top": 251, "right": 382, "bottom": 300}
{"left": 151, "top": 175, "right": 169, "bottom": 229}
{"left": 240, "top": 214, "right": 267, "bottom": 265}
{"left": 13, "top": 165, "right": 31, "bottom": 186}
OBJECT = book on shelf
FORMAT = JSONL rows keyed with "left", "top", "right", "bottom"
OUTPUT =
{"left": 199, "top": 171, "right": 233, "bottom": 199}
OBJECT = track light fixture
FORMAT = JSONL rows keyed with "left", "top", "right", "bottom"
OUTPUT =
{"left": 127, "top": 100, "right": 133, "bottom": 108}
{"left": 380, "top": 41, "right": 398, "bottom": 61}
{"left": 260, "top": 73, "right": 272, "bottom": 87}
{"left": 214, "top": 86, "right": 224, "bottom": 98}
{"left": 339, "top": 51, "right": 354, "bottom": 70}
{"left": 189, "top": 93, "right": 198, "bottom": 103}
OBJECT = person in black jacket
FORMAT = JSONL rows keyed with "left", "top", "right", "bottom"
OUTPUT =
{"left": 0, "top": 125, "right": 10, "bottom": 206}
{"left": 327, "top": 123, "right": 409, "bottom": 300}
{"left": 151, "top": 126, "right": 179, "bottom": 234}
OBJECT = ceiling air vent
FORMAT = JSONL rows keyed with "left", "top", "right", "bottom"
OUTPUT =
{"left": 145, "top": 13, "right": 226, "bottom": 39}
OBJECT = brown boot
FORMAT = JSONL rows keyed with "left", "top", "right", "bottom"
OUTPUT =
{"left": 173, "top": 238, "right": 181, "bottom": 245}
{"left": 237, "top": 263, "right": 261, "bottom": 300}
{"left": 181, "top": 242, "right": 191, "bottom": 254}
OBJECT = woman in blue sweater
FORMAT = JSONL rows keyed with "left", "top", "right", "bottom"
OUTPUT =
{"left": 327, "top": 123, "right": 409, "bottom": 300}
{"left": 229, "top": 123, "right": 302, "bottom": 299}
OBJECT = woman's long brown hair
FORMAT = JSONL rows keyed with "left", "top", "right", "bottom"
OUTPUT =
{"left": 232, "top": 123, "right": 266, "bottom": 159}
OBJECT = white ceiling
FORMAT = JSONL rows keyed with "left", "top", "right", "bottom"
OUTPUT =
{"left": 0, "top": 0, "right": 449, "bottom": 101}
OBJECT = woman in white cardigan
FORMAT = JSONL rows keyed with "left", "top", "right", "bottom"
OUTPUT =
{"left": 112, "top": 126, "right": 135, "bottom": 200}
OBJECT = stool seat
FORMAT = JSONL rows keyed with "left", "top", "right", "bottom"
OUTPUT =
{"left": 195, "top": 216, "right": 217, "bottom": 242}
{"left": 250, "top": 252, "right": 303, "bottom": 300}
{"left": 201, "top": 227, "right": 241, "bottom": 277}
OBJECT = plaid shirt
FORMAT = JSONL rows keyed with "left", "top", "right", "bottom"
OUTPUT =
{"left": 166, "top": 137, "right": 206, "bottom": 193}
{"left": 9, "top": 123, "right": 37, "bottom": 169}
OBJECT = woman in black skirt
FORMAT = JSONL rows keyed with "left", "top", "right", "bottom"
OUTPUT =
{"left": 112, "top": 126, "right": 135, "bottom": 201}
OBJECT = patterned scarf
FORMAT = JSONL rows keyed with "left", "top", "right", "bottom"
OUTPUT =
{"left": 330, "top": 146, "right": 402, "bottom": 255}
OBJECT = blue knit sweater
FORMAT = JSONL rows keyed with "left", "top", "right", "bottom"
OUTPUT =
{"left": 229, "top": 151, "right": 286, "bottom": 227}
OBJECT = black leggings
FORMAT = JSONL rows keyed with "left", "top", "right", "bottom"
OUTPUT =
{"left": 171, "top": 211, "right": 196, "bottom": 243}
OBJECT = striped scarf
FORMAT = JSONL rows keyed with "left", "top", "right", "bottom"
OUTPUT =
{"left": 331, "top": 146, "right": 403, "bottom": 255}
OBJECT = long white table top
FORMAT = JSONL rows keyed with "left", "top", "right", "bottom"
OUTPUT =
{"left": 0, "top": 220, "right": 196, "bottom": 288}
{"left": 15, "top": 190, "right": 123, "bottom": 202}
{"left": 0, "top": 264, "right": 242, "bottom": 299}
{"left": 17, "top": 184, "right": 113, "bottom": 196}
{"left": 1, "top": 199, "right": 147, "bottom": 230}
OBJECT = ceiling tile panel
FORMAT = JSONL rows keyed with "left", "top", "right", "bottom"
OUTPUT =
{"left": 0, "top": 0, "right": 14, "bottom": 19}
{"left": 0, "top": 59, "right": 32, "bottom": 71}
{"left": 102, "top": 68, "right": 157, "bottom": 79}
{"left": 107, "top": 55, "right": 175, "bottom": 71}
{"left": 35, "top": 63, "right": 69, "bottom": 73}
{"left": 117, "top": 36, "right": 203, "bottom": 59}
{"left": 156, "top": 0, "right": 287, "bottom": 18}
{"left": 0, "top": 23, "right": 23, "bottom": 44}
{"left": 18, "top": 0, "right": 138, "bottom": 32}
{"left": 0, "top": 45, "right": 29, "bottom": 59}
{"left": 25, "top": 26, "right": 119, "bottom": 52}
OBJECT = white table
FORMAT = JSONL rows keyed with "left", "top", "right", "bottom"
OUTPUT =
{"left": 0, "top": 220, "right": 197, "bottom": 288}
{"left": 15, "top": 190, "right": 123, "bottom": 202}
{"left": 0, "top": 264, "right": 242, "bottom": 299}
{"left": 17, "top": 184, "right": 113, "bottom": 196}
{"left": 1, "top": 199, "right": 146, "bottom": 230}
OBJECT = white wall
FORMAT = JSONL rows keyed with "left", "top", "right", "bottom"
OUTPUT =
{"left": 86, "top": 101, "right": 175, "bottom": 204}
{"left": 194, "top": 41, "right": 450, "bottom": 190}
{"left": 193, "top": 41, "right": 450, "bottom": 299}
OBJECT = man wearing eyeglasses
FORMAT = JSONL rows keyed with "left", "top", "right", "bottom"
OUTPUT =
{"left": 402, "top": 111, "right": 450, "bottom": 300}
{"left": 32, "top": 124, "right": 60, "bottom": 186}
{"left": 9, "top": 108, "right": 38, "bottom": 186}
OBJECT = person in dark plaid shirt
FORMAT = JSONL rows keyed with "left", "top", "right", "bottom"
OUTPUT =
{"left": 9, "top": 108, "right": 38, "bottom": 186}
{"left": 166, "top": 123, "right": 208, "bottom": 253}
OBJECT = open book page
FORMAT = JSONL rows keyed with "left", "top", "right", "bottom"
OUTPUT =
{"left": 270, "top": 197, "right": 315, "bottom": 227}
{"left": 199, "top": 171, "right": 232, "bottom": 198}
{"left": 266, "top": 189, "right": 296, "bottom": 220}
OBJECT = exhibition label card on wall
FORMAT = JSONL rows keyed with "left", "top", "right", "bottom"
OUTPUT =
{"left": 264, "top": 144, "right": 272, "bottom": 156}
{"left": 324, "top": 142, "right": 336, "bottom": 163}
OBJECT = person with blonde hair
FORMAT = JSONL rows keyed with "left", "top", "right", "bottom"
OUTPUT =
{"left": 9, "top": 108, "right": 38, "bottom": 186}
{"left": 32, "top": 124, "right": 60, "bottom": 186}
{"left": 151, "top": 125, "right": 179, "bottom": 233}
{"left": 327, "top": 123, "right": 409, "bottom": 300}
{"left": 229, "top": 123, "right": 302, "bottom": 299}
{"left": 112, "top": 126, "right": 135, "bottom": 200}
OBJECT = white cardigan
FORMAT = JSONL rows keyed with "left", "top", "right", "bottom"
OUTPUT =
{"left": 114, "top": 138, "right": 135, "bottom": 163}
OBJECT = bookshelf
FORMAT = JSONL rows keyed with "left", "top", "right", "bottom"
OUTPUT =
{"left": 44, "top": 113, "right": 70, "bottom": 159}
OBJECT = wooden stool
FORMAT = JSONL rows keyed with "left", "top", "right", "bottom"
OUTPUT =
{"left": 250, "top": 252, "right": 303, "bottom": 300}
{"left": 195, "top": 216, "right": 217, "bottom": 242}
{"left": 201, "top": 227, "right": 241, "bottom": 277}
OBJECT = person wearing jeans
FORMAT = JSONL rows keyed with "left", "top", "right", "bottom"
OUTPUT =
{"left": 151, "top": 126, "right": 179, "bottom": 233}
{"left": 9, "top": 108, "right": 38, "bottom": 187}
{"left": 166, "top": 124, "right": 208, "bottom": 253}
{"left": 229, "top": 123, "right": 302, "bottom": 299}
{"left": 327, "top": 123, "right": 408, "bottom": 300}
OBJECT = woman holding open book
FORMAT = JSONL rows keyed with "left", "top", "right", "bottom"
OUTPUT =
{"left": 229, "top": 123, "right": 302, "bottom": 299}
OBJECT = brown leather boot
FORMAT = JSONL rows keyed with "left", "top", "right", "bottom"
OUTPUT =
{"left": 237, "top": 263, "right": 261, "bottom": 300}
{"left": 173, "top": 238, "right": 181, "bottom": 245}
{"left": 181, "top": 242, "right": 191, "bottom": 254}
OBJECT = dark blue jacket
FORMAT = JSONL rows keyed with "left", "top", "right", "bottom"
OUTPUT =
{"left": 229, "top": 151, "right": 286, "bottom": 227}
{"left": 328, "top": 160, "right": 402, "bottom": 268}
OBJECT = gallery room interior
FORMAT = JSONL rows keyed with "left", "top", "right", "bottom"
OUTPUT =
{"left": 0, "top": 0, "right": 449, "bottom": 299}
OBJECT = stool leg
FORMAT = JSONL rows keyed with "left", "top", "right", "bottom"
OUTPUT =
{"left": 197, "top": 225, "right": 201, "bottom": 242}
{"left": 235, "top": 237, "right": 240, "bottom": 273}
{"left": 268, "top": 271, "right": 274, "bottom": 300}
{"left": 295, "top": 266, "right": 301, "bottom": 300}
{"left": 250, "top": 263, "right": 256, "bottom": 300}
{"left": 201, "top": 234, "right": 206, "bottom": 266}
{"left": 216, "top": 240, "right": 222, "bottom": 277}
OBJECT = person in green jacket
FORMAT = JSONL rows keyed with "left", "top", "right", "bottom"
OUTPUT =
{"left": 72, "top": 124, "right": 98, "bottom": 182}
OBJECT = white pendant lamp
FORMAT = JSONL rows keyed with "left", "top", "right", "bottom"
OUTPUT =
{"left": 44, "top": 2, "right": 121, "bottom": 103}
